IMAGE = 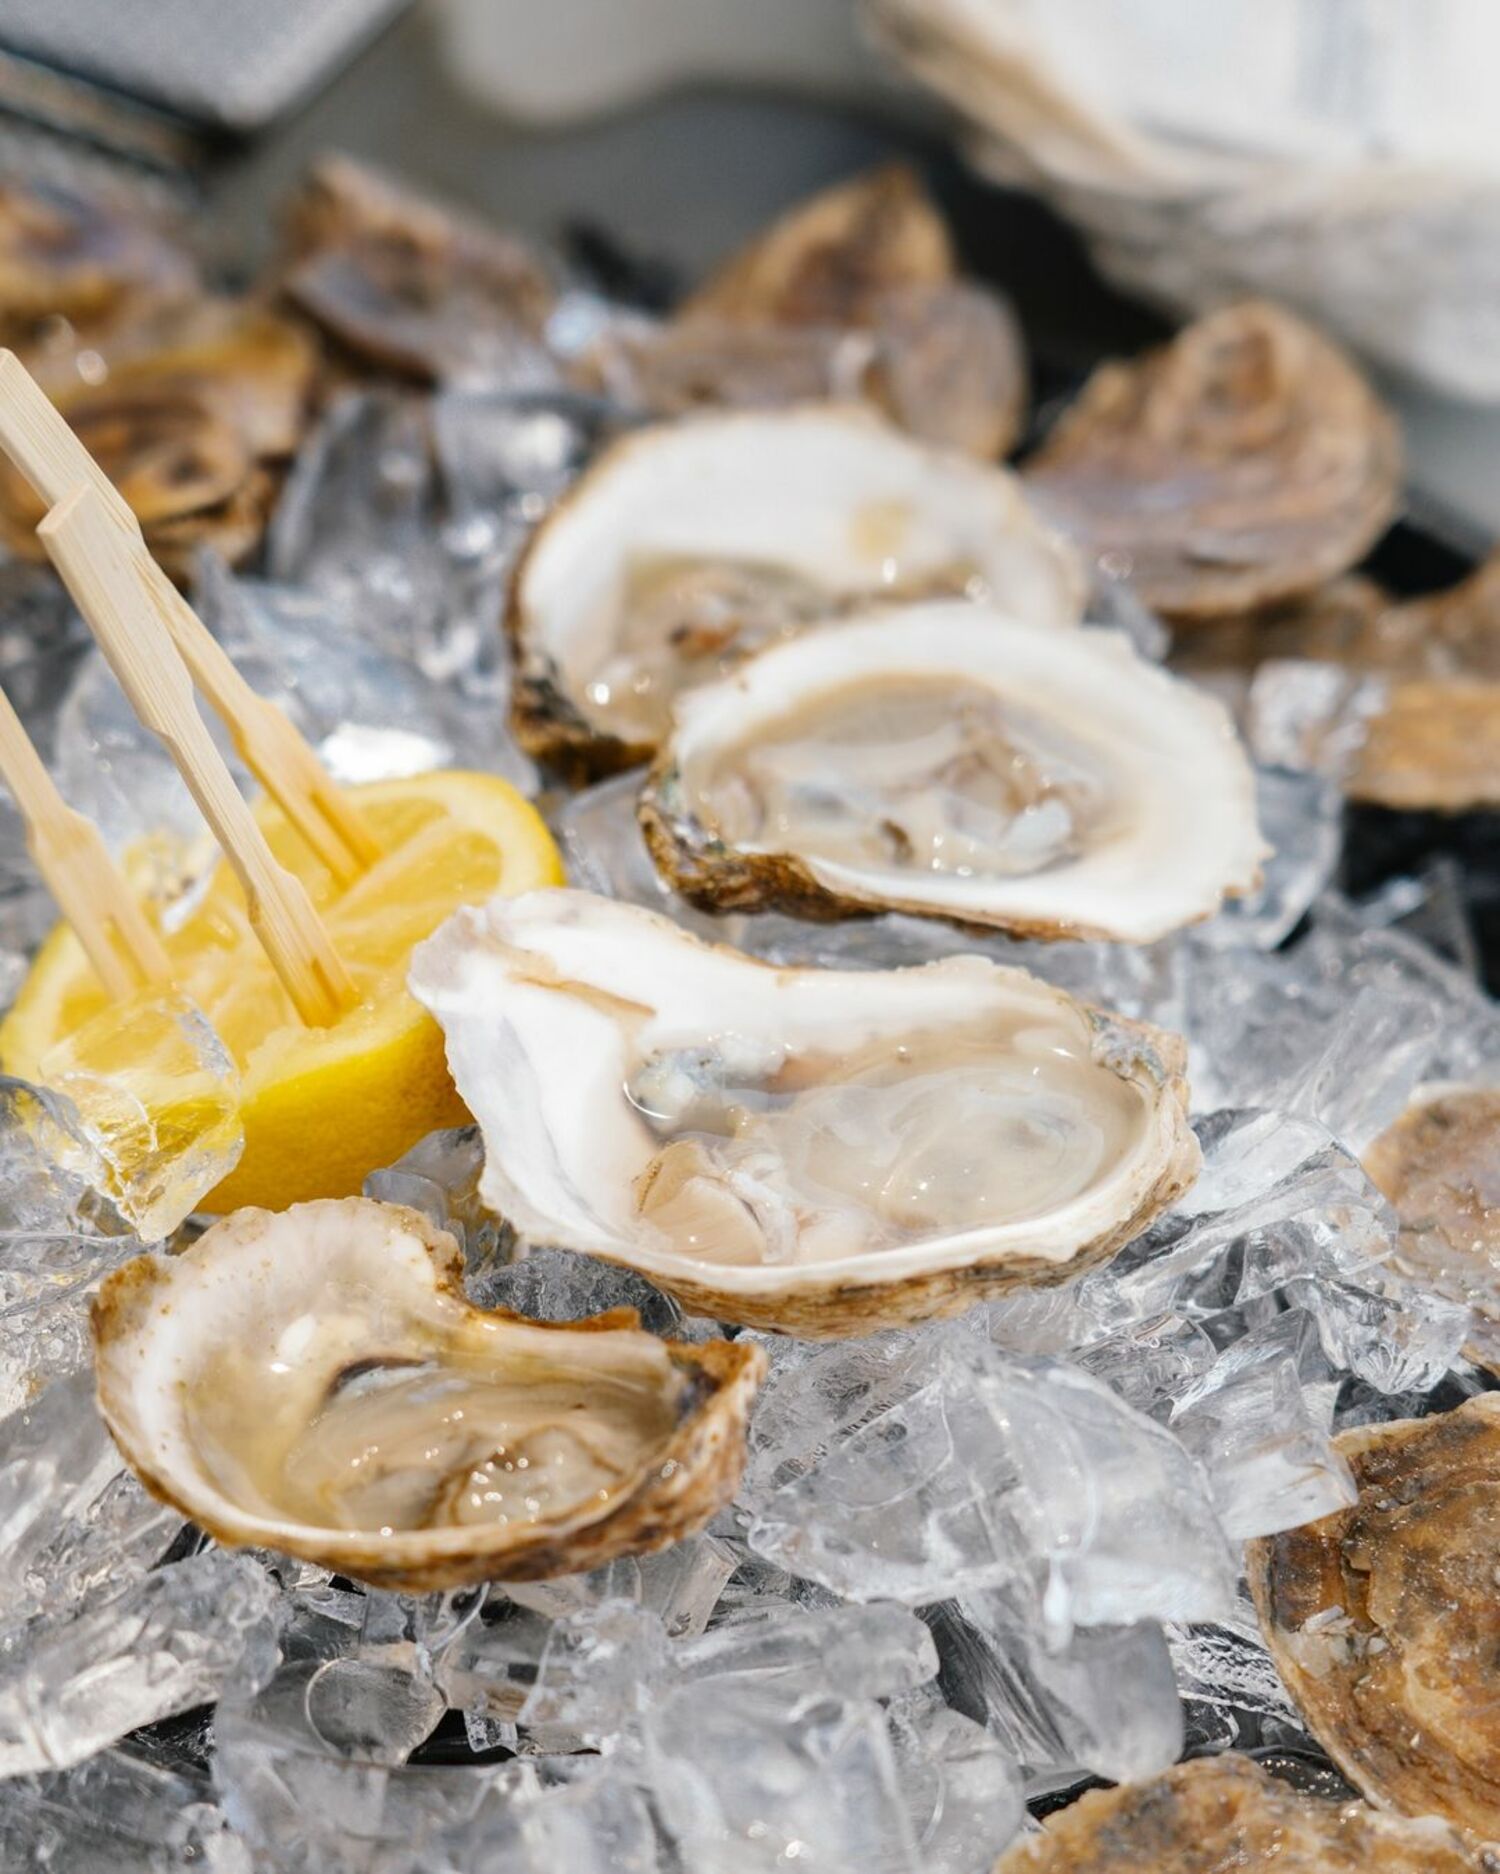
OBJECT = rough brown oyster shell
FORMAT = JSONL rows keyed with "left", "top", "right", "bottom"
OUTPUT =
{"left": 1025, "top": 300, "right": 1401, "bottom": 620}
{"left": 278, "top": 154, "right": 554, "bottom": 382}
{"left": 995, "top": 1752, "right": 1494, "bottom": 1871}
{"left": 0, "top": 175, "right": 197, "bottom": 353}
{"left": 682, "top": 162, "right": 955, "bottom": 327}
{"left": 1174, "top": 561, "right": 1500, "bottom": 810}
{"left": 1364, "top": 1088, "right": 1500, "bottom": 1374}
{"left": 0, "top": 300, "right": 316, "bottom": 577}
{"left": 1247, "top": 1394, "right": 1500, "bottom": 1841}
{"left": 603, "top": 165, "right": 1027, "bottom": 457}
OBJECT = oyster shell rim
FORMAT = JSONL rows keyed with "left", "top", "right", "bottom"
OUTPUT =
{"left": 91, "top": 1196, "right": 765, "bottom": 1592}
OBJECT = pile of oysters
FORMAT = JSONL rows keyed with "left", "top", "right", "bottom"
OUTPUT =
{"left": 4, "top": 156, "right": 1497, "bottom": 1872}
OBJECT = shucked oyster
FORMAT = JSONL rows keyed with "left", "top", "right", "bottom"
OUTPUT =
{"left": 508, "top": 405, "right": 1085, "bottom": 774}
{"left": 599, "top": 165, "right": 1027, "bottom": 458}
{"left": 92, "top": 1198, "right": 763, "bottom": 1591}
{"left": 1364, "top": 1086, "right": 1500, "bottom": 1373}
{"left": 1247, "top": 1394, "right": 1500, "bottom": 1840}
{"left": 409, "top": 890, "right": 1198, "bottom": 1337}
{"left": 1025, "top": 301, "right": 1401, "bottom": 621}
{"left": 995, "top": 1752, "right": 1492, "bottom": 1872}
{"left": 0, "top": 300, "right": 317, "bottom": 577}
{"left": 278, "top": 155, "right": 554, "bottom": 382}
{"left": 640, "top": 602, "right": 1266, "bottom": 943}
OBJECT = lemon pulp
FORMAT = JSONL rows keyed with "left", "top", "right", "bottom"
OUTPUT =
{"left": 0, "top": 770, "right": 563, "bottom": 1212}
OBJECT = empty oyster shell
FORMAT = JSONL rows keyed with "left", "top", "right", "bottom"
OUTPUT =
{"left": 408, "top": 889, "right": 1199, "bottom": 1338}
{"left": 640, "top": 602, "right": 1266, "bottom": 943}
{"left": 1364, "top": 1086, "right": 1500, "bottom": 1374}
{"left": 995, "top": 1752, "right": 1491, "bottom": 1872}
{"left": 0, "top": 301, "right": 317, "bottom": 577}
{"left": 0, "top": 175, "right": 197, "bottom": 352}
{"left": 508, "top": 405, "right": 1085, "bottom": 775}
{"left": 1025, "top": 301, "right": 1401, "bottom": 620}
{"left": 92, "top": 1197, "right": 763, "bottom": 1591}
{"left": 683, "top": 163, "right": 955, "bottom": 328}
{"left": 1247, "top": 1394, "right": 1500, "bottom": 1839}
{"left": 279, "top": 155, "right": 553, "bottom": 381}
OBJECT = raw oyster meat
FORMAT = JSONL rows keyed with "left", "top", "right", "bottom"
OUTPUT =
{"left": 1364, "top": 1086, "right": 1500, "bottom": 1373}
{"left": 1025, "top": 301, "right": 1401, "bottom": 620}
{"left": 92, "top": 1197, "right": 764, "bottom": 1590}
{"left": 508, "top": 404, "right": 1084, "bottom": 774}
{"left": 1248, "top": 1394, "right": 1500, "bottom": 1840}
{"left": 996, "top": 1752, "right": 1491, "bottom": 1871}
{"left": 640, "top": 602, "right": 1266, "bottom": 943}
{"left": 408, "top": 889, "right": 1198, "bottom": 1337}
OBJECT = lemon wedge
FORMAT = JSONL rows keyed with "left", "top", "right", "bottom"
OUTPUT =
{"left": 0, "top": 770, "right": 563, "bottom": 1211}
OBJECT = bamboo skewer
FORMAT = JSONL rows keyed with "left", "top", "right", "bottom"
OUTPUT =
{"left": 0, "top": 683, "right": 171, "bottom": 1001}
{"left": 0, "top": 349, "right": 380, "bottom": 883}
{"left": 40, "top": 487, "right": 358, "bottom": 1029}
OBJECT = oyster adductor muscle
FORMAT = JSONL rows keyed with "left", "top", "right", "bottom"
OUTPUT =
{"left": 1025, "top": 300, "right": 1401, "bottom": 621}
{"left": 1248, "top": 1393, "right": 1500, "bottom": 1841}
{"left": 995, "top": 1752, "right": 1494, "bottom": 1872}
{"left": 92, "top": 1197, "right": 764, "bottom": 1591}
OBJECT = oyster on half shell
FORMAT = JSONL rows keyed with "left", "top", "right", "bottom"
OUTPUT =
{"left": 408, "top": 890, "right": 1199, "bottom": 1338}
{"left": 507, "top": 405, "right": 1084, "bottom": 776}
{"left": 640, "top": 603, "right": 1266, "bottom": 943}
{"left": 1247, "top": 1394, "right": 1500, "bottom": 1841}
{"left": 1025, "top": 301, "right": 1401, "bottom": 621}
{"left": 996, "top": 1753, "right": 1492, "bottom": 1873}
{"left": 92, "top": 1198, "right": 763, "bottom": 1591}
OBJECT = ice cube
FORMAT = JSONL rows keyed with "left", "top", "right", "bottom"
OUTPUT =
{"left": 36, "top": 989, "right": 242, "bottom": 1239}
{"left": 885, "top": 1688, "right": 1025, "bottom": 1874}
{"left": 0, "top": 1551, "right": 281, "bottom": 1774}
{"left": 935, "top": 1594, "right": 1183, "bottom": 1787}
{"left": 1171, "top": 1352, "right": 1358, "bottom": 1539}
{"left": 678, "top": 1600, "right": 938, "bottom": 1702}
{"left": 504, "top": 1531, "right": 737, "bottom": 1637}
{"left": 643, "top": 1679, "right": 922, "bottom": 1874}
{"left": 0, "top": 1371, "right": 180, "bottom": 1634}
{"left": 743, "top": 1326, "right": 1236, "bottom": 1625}
{"left": 0, "top": 1077, "right": 141, "bottom": 1417}
{"left": 0, "top": 1747, "right": 250, "bottom": 1874}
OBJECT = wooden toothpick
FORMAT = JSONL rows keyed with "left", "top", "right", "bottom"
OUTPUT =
{"left": 40, "top": 487, "right": 358, "bottom": 1029}
{"left": 0, "top": 682, "right": 171, "bottom": 1000}
{"left": 0, "top": 349, "right": 380, "bottom": 884}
